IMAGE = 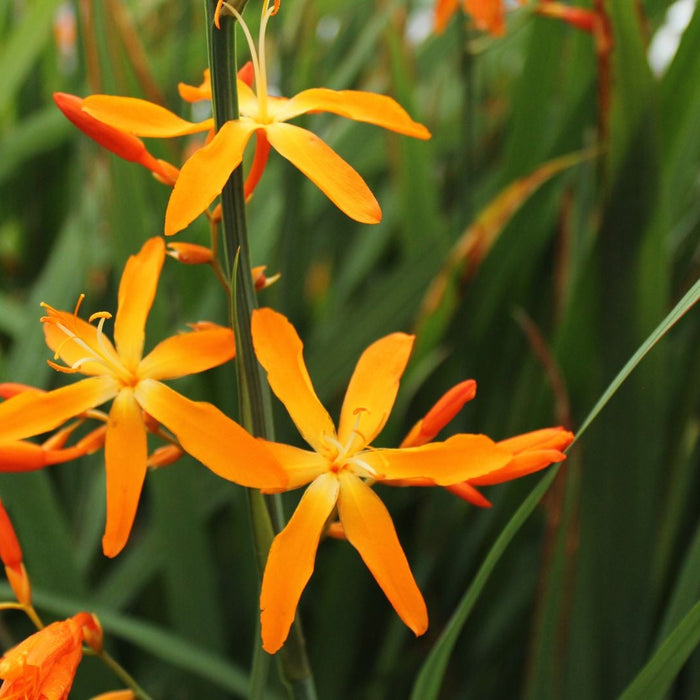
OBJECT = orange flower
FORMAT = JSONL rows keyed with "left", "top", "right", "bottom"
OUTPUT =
{"left": 435, "top": 0, "right": 524, "bottom": 35}
{"left": 80, "top": 0, "right": 430, "bottom": 235}
{"left": 0, "top": 238, "right": 285, "bottom": 557}
{"left": 251, "top": 308, "right": 515, "bottom": 653}
{"left": 0, "top": 612, "right": 100, "bottom": 700}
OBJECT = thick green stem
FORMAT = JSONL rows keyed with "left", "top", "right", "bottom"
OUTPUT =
{"left": 203, "top": 3, "right": 316, "bottom": 698}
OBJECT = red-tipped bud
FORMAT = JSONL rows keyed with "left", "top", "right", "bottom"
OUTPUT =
{"left": 0, "top": 498, "right": 31, "bottom": 605}
{"left": 167, "top": 242, "right": 214, "bottom": 265}
{"left": 54, "top": 92, "right": 178, "bottom": 183}
{"left": 401, "top": 380, "right": 477, "bottom": 447}
{"left": 0, "top": 383, "right": 42, "bottom": 399}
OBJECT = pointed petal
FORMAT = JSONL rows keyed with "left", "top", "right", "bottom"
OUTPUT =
{"left": 251, "top": 308, "right": 335, "bottom": 456}
{"left": 82, "top": 95, "right": 213, "bottom": 136}
{"left": 497, "top": 427, "right": 574, "bottom": 454}
{"left": 275, "top": 88, "right": 430, "bottom": 139}
{"left": 337, "top": 472, "right": 427, "bottom": 636}
{"left": 265, "top": 123, "right": 381, "bottom": 224}
{"left": 102, "top": 389, "right": 147, "bottom": 557}
{"left": 178, "top": 69, "right": 212, "bottom": 102}
{"left": 139, "top": 326, "right": 235, "bottom": 380}
{"left": 113, "top": 238, "right": 165, "bottom": 370}
{"left": 164, "top": 119, "right": 257, "bottom": 235}
{"left": 237, "top": 79, "right": 259, "bottom": 115}
{"left": 469, "top": 449, "right": 567, "bottom": 486}
{"left": 337, "top": 333, "right": 413, "bottom": 449}
{"left": 363, "top": 433, "right": 512, "bottom": 483}
{"left": 258, "top": 441, "right": 328, "bottom": 492}
{"left": 260, "top": 472, "right": 339, "bottom": 653}
{"left": 445, "top": 482, "right": 492, "bottom": 507}
{"left": 42, "top": 307, "right": 121, "bottom": 376}
{"left": 134, "top": 379, "right": 286, "bottom": 489}
{"left": 0, "top": 376, "right": 119, "bottom": 442}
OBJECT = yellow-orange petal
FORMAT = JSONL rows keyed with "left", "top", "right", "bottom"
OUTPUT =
{"left": 265, "top": 122, "right": 381, "bottom": 224}
{"left": 138, "top": 326, "right": 234, "bottom": 380}
{"left": 275, "top": 88, "right": 431, "bottom": 140}
{"left": 164, "top": 119, "right": 257, "bottom": 236}
{"left": 260, "top": 472, "right": 340, "bottom": 654}
{"left": 113, "top": 237, "right": 165, "bottom": 370}
{"left": 0, "top": 375, "right": 119, "bottom": 443}
{"left": 363, "top": 433, "right": 512, "bottom": 483}
{"left": 337, "top": 472, "right": 427, "bottom": 636}
{"left": 166, "top": 242, "right": 214, "bottom": 265}
{"left": 42, "top": 306, "right": 121, "bottom": 376}
{"left": 337, "top": 333, "right": 414, "bottom": 451}
{"left": 497, "top": 426, "right": 574, "bottom": 455}
{"left": 257, "top": 440, "right": 329, "bottom": 492}
{"left": 178, "top": 69, "right": 212, "bottom": 103}
{"left": 82, "top": 95, "right": 213, "bottom": 137}
{"left": 251, "top": 308, "right": 336, "bottom": 457}
{"left": 236, "top": 80, "right": 260, "bottom": 116}
{"left": 134, "top": 379, "right": 286, "bottom": 489}
{"left": 102, "top": 388, "right": 147, "bottom": 558}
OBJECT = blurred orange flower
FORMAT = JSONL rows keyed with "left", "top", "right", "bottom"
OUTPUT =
{"left": 0, "top": 613, "right": 100, "bottom": 700}
{"left": 435, "top": 0, "right": 524, "bottom": 35}
{"left": 0, "top": 238, "right": 285, "bottom": 557}
{"left": 251, "top": 308, "right": 515, "bottom": 653}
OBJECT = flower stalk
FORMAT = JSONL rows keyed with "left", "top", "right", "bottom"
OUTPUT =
{"left": 203, "top": 2, "right": 316, "bottom": 697}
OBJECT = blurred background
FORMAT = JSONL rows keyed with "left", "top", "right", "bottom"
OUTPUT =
{"left": 1, "top": 0, "right": 700, "bottom": 697}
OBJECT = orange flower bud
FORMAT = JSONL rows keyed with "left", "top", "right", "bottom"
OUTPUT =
{"left": 54, "top": 92, "right": 178, "bottom": 184}
{"left": 0, "top": 497, "right": 32, "bottom": 605}
{"left": 401, "top": 380, "right": 477, "bottom": 448}
{"left": 0, "top": 614, "right": 89, "bottom": 698}
{"left": 167, "top": 242, "right": 214, "bottom": 265}
{"left": 147, "top": 444, "right": 184, "bottom": 469}
{"left": 75, "top": 612, "right": 103, "bottom": 654}
{"left": 91, "top": 691, "right": 137, "bottom": 700}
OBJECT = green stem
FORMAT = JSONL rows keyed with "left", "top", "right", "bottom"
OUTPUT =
{"left": 92, "top": 648, "right": 155, "bottom": 700}
{"left": 204, "top": 3, "right": 316, "bottom": 698}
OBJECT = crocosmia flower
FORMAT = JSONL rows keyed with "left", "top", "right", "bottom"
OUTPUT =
{"left": 0, "top": 238, "right": 285, "bottom": 557}
{"left": 250, "top": 308, "right": 519, "bottom": 653}
{"left": 80, "top": 0, "right": 430, "bottom": 234}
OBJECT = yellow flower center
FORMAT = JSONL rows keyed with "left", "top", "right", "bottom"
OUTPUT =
{"left": 321, "top": 409, "right": 378, "bottom": 481}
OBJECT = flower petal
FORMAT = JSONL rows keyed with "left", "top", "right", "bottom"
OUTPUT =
{"left": 164, "top": 119, "right": 257, "bottom": 235}
{"left": 337, "top": 472, "right": 427, "bottom": 636}
{"left": 274, "top": 88, "right": 431, "bottom": 140}
{"left": 251, "top": 308, "right": 335, "bottom": 457}
{"left": 139, "top": 326, "right": 235, "bottom": 380}
{"left": 114, "top": 237, "right": 165, "bottom": 370}
{"left": 364, "top": 433, "right": 512, "bottom": 483}
{"left": 257, "top": 440, "right": 329, "bottom": 492}
{"left": 0, "top": 376, "right": 119, "bottom": 443}
{"left": 102, "top": 389, "right": 147, "bottom": 558}
{"left": 469, "top": 449, "right": 567, "bottom": 486}
{"left": 260, "top": 472, "right": 339, "bottom": 654}
{"left": 434, "top": 0, "right": 459, "bottom": 32}
{"left": 82, "top": 95, "right": 213, "bottom": 136}
{"left": 42, "top": 307, "right": 120, "bottom": 376}
{"left": 265, "top": 123, "right": 381, "bottom": 224}
{"left": 134, "top": 379, "right": 286, "bottom": 489}
{"left": 236, "top": 79, "right": 259, "bottom": 115}
{"left": 337, "top": 333, "right": 413, "bottom": 450}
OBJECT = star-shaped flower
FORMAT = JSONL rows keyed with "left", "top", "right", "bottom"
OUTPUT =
{"left": 250, "top": 308, "right": 517, "bottom": 653}
{"left": 0, "top": 238, "right": 285, "bottom": 557}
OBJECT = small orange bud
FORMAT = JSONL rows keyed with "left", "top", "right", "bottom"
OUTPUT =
{"left": 252, "top": 266, "right": 281, "bottom": 291}
{"left": 402, "top": 380, "right": 477, "bottom": 447}
{"left": 75, "top": 612, "right": 103, "bottom": 653}
{"left": 0, "top": 498, "right": 31, "bottom": 605}
{"left": 167, "top": 242, "right": 214, "bottom": 265}
{"left": 147, "top": 444, "right": 184, "bottom": 469}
